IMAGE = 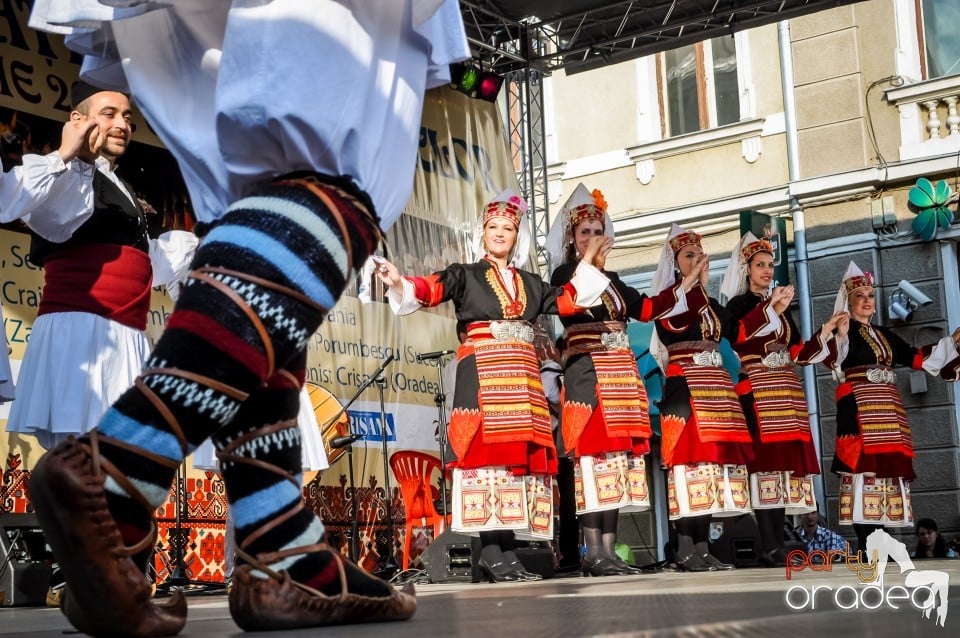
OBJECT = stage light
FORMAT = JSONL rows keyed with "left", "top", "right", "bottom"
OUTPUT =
{"left": 450, "top": 62, "right": 479, "bottom": 95}
{"left": 476, "top": 72, "right": 504, "bottom": 102}
{"left": 449, "top": 62, "right": 503, "bottom": 102}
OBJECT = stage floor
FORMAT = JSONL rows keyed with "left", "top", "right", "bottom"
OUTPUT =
{"left": 4, "top": 560, "right": 958, "bottom": 637}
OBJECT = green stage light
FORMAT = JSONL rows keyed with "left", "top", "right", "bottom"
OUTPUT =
{"left": 450, "top": 62, "right": 480, "bottom": 95}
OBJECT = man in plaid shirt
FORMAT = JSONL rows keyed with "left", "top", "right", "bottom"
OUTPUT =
{"left": 795, "top": 511, "right": 849, "bottom": 563}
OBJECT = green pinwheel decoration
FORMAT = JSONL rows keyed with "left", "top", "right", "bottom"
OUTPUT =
{"left": 908, "top": 178, "right": 955, "bottom": 241}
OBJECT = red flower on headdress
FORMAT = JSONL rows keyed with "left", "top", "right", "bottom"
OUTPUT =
{"left": 591, "top": 189, "right": 608, "bottom": 212}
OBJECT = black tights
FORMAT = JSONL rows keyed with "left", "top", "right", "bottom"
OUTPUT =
{"left": 479, "top": 530, "right": 516, "bottom": 565}
{"left": 673, "top": 515, "right": 712, "bottom": 559}
{"left": 580, "top": 509, "right": 620, "bottom": 562}
{"left": 756, "top": 508, "right": 786, "bottom": 555}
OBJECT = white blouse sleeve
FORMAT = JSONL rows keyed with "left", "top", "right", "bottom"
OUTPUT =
{"left": 387, "top": 278, "right": 422, "bottom": 316}
{"left": 569, "top": 261, "right": 609, "bottom": 308}
{"left": 9, "top": 153, "right": 97, "bottom": 241}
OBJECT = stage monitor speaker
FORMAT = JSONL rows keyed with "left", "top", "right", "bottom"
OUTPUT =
{"left": 0, "top": 514, "right": 54, "bottom": 607}
{"left": 708, "top": 513, "right": 760, "bottom": 568}
{"left": 420, "top": 529, "right": 474, "bottom": 583}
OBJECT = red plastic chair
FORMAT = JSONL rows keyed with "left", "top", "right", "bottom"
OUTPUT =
{"left": 389, "top": 450, "right": 445, "bottom": 570}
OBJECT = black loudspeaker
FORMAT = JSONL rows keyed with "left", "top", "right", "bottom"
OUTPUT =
{"left": 420, "top": 529, "right": 474, "bottom": 583}
{"left": 708, "top": 514, "right": 760, "bottom": 567}
{"left": 0, "top": 514, "right": 54, "bottom": 606}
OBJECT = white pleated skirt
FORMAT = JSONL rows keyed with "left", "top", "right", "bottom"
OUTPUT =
{"left": 6, "top": 312, "right": 149, "bottom": 449}
{"left": 0, "top": 302, "right": 15, "bottom": 402}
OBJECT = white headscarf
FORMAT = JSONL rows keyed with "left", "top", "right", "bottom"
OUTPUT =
{"left": 833, "top": 261, "right": 874, "bottom": 316}
{"left": 471, "top": 188, "right": 532, "bottom": 269}
{"left": 544, "top": 183, "right": 615, "bottom": 272}
{"left": 719, "top": 231, "right": 774, "bottom": 302}
{"left": 650, "top": 222, "right": 702, "bottom": 294}
{"left": 649, "top": 223, "right": 702, "bottom": 370}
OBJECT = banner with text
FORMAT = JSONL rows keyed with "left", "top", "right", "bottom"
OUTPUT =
{"left": 1, "top": 82, "right": 520, "bottom": 493}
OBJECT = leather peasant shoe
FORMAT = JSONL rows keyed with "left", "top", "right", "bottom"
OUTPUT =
{"left": 229, "top": 546, "right": 416, "bottom": 630}
{"left": 28, "top": 435, "right": 186, "bottom": 637}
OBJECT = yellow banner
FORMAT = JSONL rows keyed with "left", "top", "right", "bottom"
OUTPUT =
{"left": 0, "top": 1, "right": 161, "bottom": 147}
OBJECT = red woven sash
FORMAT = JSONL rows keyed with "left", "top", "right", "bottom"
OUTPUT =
{"left": 38, "top": 243, "right": 152, "bottom": 330}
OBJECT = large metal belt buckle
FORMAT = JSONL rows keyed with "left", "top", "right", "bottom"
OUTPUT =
{"left": 600, "top": 330, "right": 629, "bottom": 350}
{"left": 490, "top": 320, "right": 534, "bottom": 343}
{"left": 762, "top": 351, "right": 791, "bottom": 368}
{"left": 691, "top": 350, "right": 723, "bottom": 367}
{"left": 866, "top": 368, "right": 896, "bottom": 384}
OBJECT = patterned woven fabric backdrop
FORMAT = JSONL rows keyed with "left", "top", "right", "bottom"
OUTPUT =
{"left": 2, "top": 454, "right": 416, "bottom": 583}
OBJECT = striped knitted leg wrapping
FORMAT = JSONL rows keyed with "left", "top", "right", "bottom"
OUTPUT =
{"left": 94, "top": 175, "right": 379, "bottom": 555}
{"left": 215, "top": 353, "right": 389, "bottom": 597}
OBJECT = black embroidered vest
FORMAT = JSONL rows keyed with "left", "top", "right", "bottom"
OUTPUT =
{"left": 30, "top": 169, "right": 149, "bottom": 267}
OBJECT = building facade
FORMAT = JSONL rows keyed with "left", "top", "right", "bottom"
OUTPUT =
{"left": 541, "top": 0, "right": 960, "bottom": 554}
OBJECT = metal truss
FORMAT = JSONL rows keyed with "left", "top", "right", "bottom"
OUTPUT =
{"left": 462, "top": 1, "right": 868, "bottom": 74}
{"left": 505, "top": 69, "right": 550, "bottom": 273}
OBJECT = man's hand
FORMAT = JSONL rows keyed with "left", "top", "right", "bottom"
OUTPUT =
{"left": 58, "top": 117, "right": 100, "bottom": 164}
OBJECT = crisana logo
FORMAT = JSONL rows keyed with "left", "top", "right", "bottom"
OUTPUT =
{"left": 784, "top": 529, "right": 949, "bottom": 627}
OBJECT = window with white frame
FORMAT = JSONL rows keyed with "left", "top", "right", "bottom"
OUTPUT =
{"left": 918, "top": 0, "right": 960, "bottom": 79}
{"left": 659, "top": 36, "right": 740, "bottom": 137}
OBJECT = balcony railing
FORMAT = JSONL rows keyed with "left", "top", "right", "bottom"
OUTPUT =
{"left": 886, "top": 74, "right": 960, "bottom": 161}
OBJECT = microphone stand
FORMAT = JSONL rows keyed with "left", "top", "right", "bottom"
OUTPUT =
{"left": 424, "top": 354, "right": 453, "bottom": 523}
{"left": 375, "top": 374, "right": 400, "bottom": 577}
{"left": 326, "top": 353, "right": 397, "bottom": 566}
{"left": 155, "top": 460, "right": 223, "bottom": 595}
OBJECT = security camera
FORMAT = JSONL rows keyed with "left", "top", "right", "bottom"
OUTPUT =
{"left": 888, "top": 292, "right": 914, "bottom": 322}
{"left": 897, "top": 280, "right": 932, "bottom": 307}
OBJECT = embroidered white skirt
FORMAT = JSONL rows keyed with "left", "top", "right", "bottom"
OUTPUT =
{"left": 749, "top": 471, "right": 817, "bottom": 515}
{"left": 574, "top": 452, "right": 650, "bottom": 515}
{"left": 838, "top": 473, "right": 913, "bottom": 527}
{"left": 667, "top": 463, "right": 752, "bottom": 520}
{"left": 451, "top": 467, "right": 554, "bottom": 541}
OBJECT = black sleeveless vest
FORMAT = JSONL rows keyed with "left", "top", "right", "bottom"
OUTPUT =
{"left": 30, "top": 168, "right": 149, "bottom": 267}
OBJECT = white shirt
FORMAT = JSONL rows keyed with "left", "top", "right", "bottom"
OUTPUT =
{"left": 1, "top": 152, "right": 134, "bottom": 243}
